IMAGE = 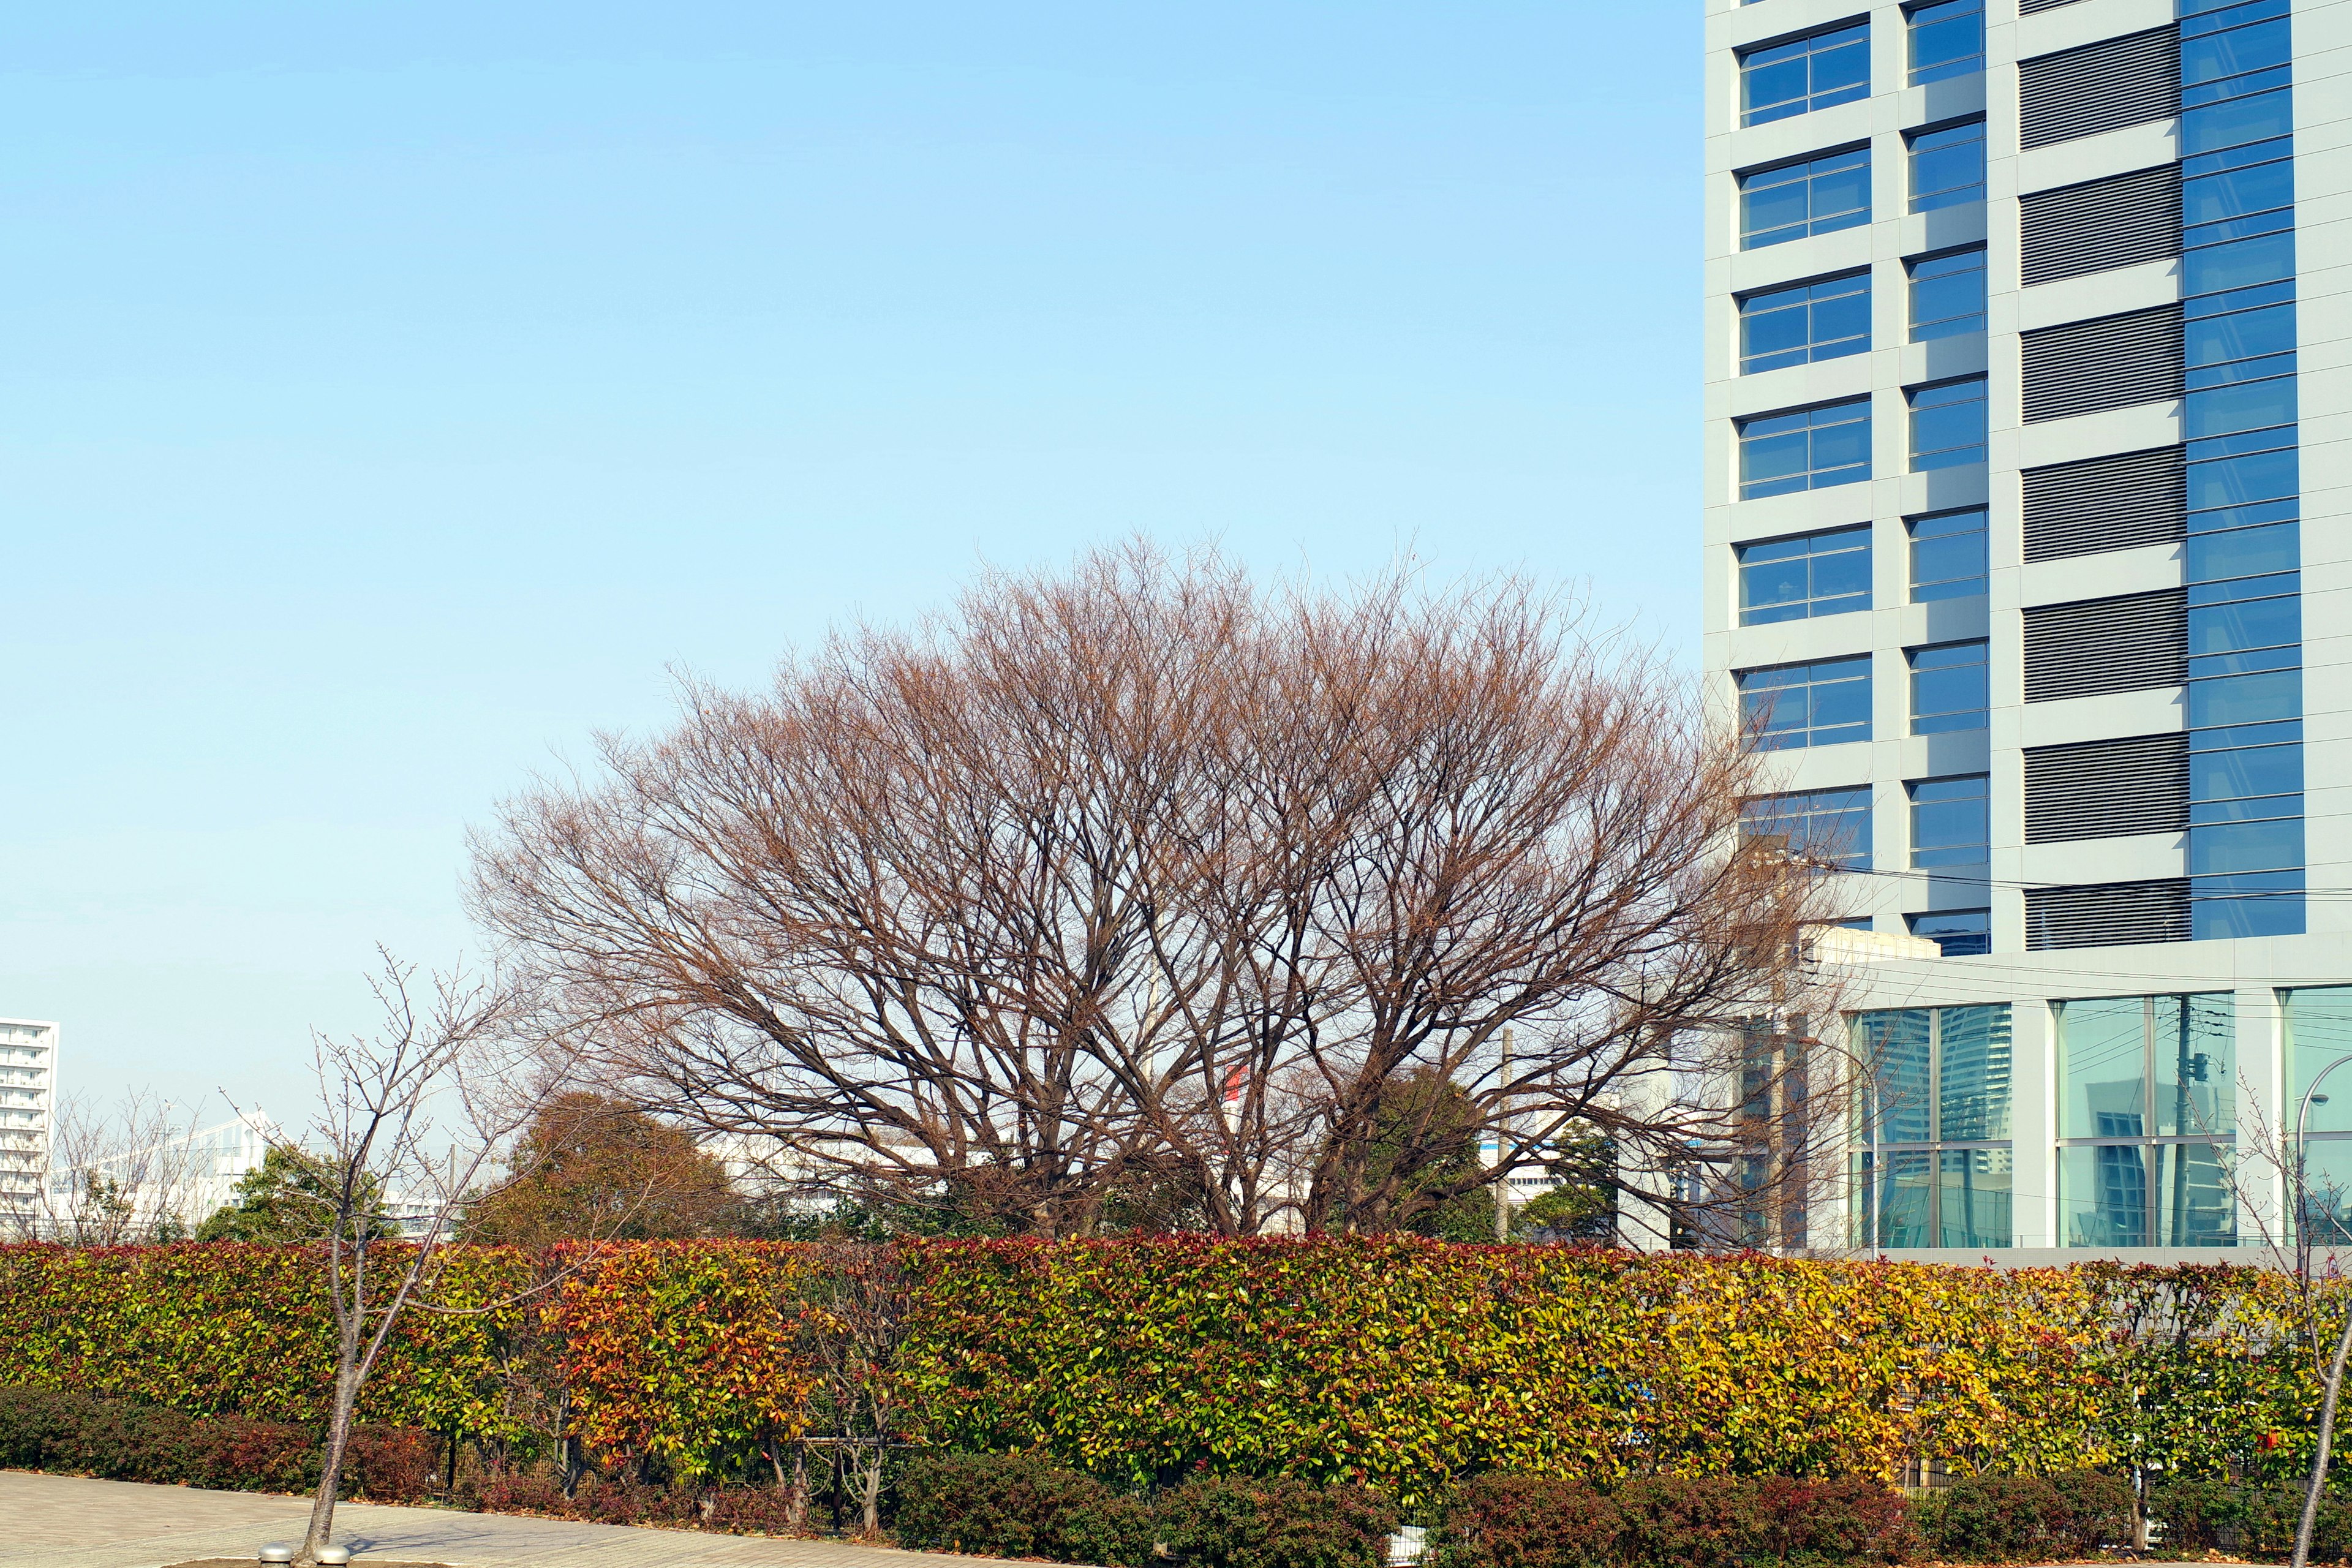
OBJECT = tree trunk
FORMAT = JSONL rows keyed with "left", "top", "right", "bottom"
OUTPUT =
{"left": 298, "top": 1360, "right": 364, "bottom": 1565}
{"left": 859, "top": 1441, "right": 882, "bottom": 1536}
{"left": 788, "top": 1442, "right": 809, "bottom": 1531}
{"left": 2294, "top": 1303, "right": 2352, "bottom": 1567}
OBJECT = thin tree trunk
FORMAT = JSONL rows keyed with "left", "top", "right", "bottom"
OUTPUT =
{"left": 859, "top": 1441, "right": 881, "bottom": 1537}
{"left": 299, "top": 1360, "right": 364, "bottom": 1564}
{"left": 2294, "top": 1304, "right": 2352, "bottom": 1567}
{"left": 789, "top": 1442, "right": 809, "bottom": 1531}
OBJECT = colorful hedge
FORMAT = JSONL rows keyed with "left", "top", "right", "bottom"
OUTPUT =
{"left": 0, "top": 1238, "right": 2343, "bottom": 1504}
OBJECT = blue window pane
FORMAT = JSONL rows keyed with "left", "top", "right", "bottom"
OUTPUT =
{"left": 2192, "top": 719, "right": 2300, "bottom": 751}
{"left": 2188, "top": 570, "right": 2296, "bottom": 605}
{"left": 2188, "top": 448, "right": 2297, "bottom": 512}
{"left": 2185, "top": 231, "right": 2296, "bottom": 297}
{"left": 2182, "top": 18, "right": 2291, "bottom": 86}
{"left": 2188, "top": 522, "right": 2299, "bottom": 582}
{"left": 2189, "top": 669, "right": 2302, "bottom": 726}
{"left": 1743, "top": 786, "right": 1874, "bottom": 869}
{"left": 2185, "top": 302, "right": 2296, "bottom": 366}
{"left": 2188, "top": 352, "right": 2296, "bottom": 392}
{"left": 1907, "top": 908, "right": 1990, "bottom": 957}
{"left": 1740, "top": 399, "right": 1872, "bottom": 500}
{"left": 1743, "top": 23, "right": 1871, "bottom": 126}
{"left": 2184, "top": 159, "right": 2294, "bottom": 225}
{"left": 1909, "top": 377, "right": 1986, "bottom": 470}
{"left": 2192, "top": 742, "right": 2301, "bottom": 802}
{"left": 1738, "top": 658, "right": 1872, "bottom": 750}
{"left": 1909, "top": 0, "right": 1984, "bottom": 85}
{"left": 2183, "top": 134, "right": 2292, "bottom": 180}
{"left": 1909, "top": 120, "right": 1985, "bottom": 213}
{"left": 2183, "top": 64, "right": 2291, "bottom": 109}
{"left": 1736, "top": 526, "right": 1872, "bottom": 625}
{"left": 1740, "top": 272, "right": 1870, "bottom": 374}
{"left": 2193, "top": 793, "right": 2300, "bottom": 825}
{"left": 2187, "top": 376, "right": 2297, "bottom": 440}
{"left": 1909, "top": 507, "right": 1987, "bottom": 601}
{"left": 1909, "top": 641, "right": 1988, "bottom": 734}
{"left": 2194, "top": 874, "right": 2305, "bottom": 940}
{"left": 2191, "top": 818, "right": 2304, "bottom": 876}
{"left": 2190, "top": 595, "right": 2299, "bottom": 656}
{"left": 1910, "top": 774, "right": 1989, "bottom": 869}
{"left": 1742, "top": 150, "right": 1872, "bottom": 249}
{"left": 2189, "top": 424, "right": 2298, "bottom": 463}
{"left": 1909, "top": 247, "right": 1986, "bottom": 341}
{"left": 2182, "top": 89, "right": 2294, "bottom": 156}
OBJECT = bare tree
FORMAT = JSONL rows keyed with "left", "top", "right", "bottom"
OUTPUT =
{"left": 249, "top": 951, "right": 544, "bottom": 1568}
{"left": 471, "top": 543, "right": 1841, "bottom": 1240}
{"left": 10, "top": 1090, "right": 212, "bottom": 1245}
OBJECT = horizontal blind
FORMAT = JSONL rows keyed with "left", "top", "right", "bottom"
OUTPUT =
{"left": 2021, "top": 304, "right": 2184, "bottom": 423}
{"left": 2024, "top": 733, "right": 2189, "bottom": 842}
{"left": 2021, "top": 165, "right": 2182, "bottom": 286}
{"left": 2026, "top": 878, "right": 2191, "bottom": 949}
{"left": 2022, "top": 445, "right": 2187, "bottom": 561}
{"left": 2021, "top": 28, "right": 2180, "bottom": 150}
{"left": 2023, "top": 588, "right": 2188, "bottom": 701}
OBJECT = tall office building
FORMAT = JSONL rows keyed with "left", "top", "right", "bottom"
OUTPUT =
{"left": 1704, "top": 0, "right": 2352, "bottom": 1256}
{"left": 0, "top": 1019, "right": 58, "bottom": 1231}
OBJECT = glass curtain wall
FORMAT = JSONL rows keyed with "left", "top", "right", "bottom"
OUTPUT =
{"left": 2057, "top": 994, "right": 2237, "bottom": 1246}
{"left": 2285, "top": 988, "right": 2352, "bottom": 1242}
{"left": 1854, "top": 1006, "right": 2013, "bottom": 1248}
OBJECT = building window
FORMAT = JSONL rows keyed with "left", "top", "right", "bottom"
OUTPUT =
{"left": 1907, "top": 908, "right": 1990, "bottom": 957}
{"left": 1909, "top": 507, "right": 1987, "bottom": 601}
{"left": 1741, "top": 21, "right": 1871, "bottom": 127}
{"left": 2057, "top": 993, "right": 2235, "bottom": 1248}
{"left": 1741, "top": 148, "right": 1871, "bottom": 250}
{"left": 2286, "top": 987, "right": 2352, "bottom": 1242}
{"left": 1908, "top": 119, "right": 1986, "bottom": 212}
{"left": 1737, "top": 526, "right": 1871, "bottom": 625}
{"left": 1909, "top": 774, "right": 1988, "bottom": 871}
{"left": 1740, "top": 271, "right": 1870, "bottom": 375}
{"left": 1855, "top": 1005, "right": 2012, "bottom": 1248}
{"left": 1909, "top": 246, "right": 1986, "bottom": 340}
{"left": 1907, "top": 0, "right": 1983, "bottom": 86}
{"left": 1742, "top": 788, "right": 1872, "bottom": 870}
{"left": 1909, "top": 640, "right": 1988, "bottom": 734}
{"left": 1738, "top": 655, "right": 1872, "bottom": 751}
{"left": 1738, "top": 397, "right": 1871, "bottom": 500}
{"left": 1909, "top": 377, "right": 1988, "bottom": 470}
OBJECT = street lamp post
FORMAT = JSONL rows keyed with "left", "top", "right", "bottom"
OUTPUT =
{"left": 2288, "top": 1051, "right": 2352, "bottom": 1568}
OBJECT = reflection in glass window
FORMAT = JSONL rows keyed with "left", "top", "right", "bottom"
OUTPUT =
{"left": 1909, "top": 508, "right": 1986, "bottom": 601}
{"left": 1741, "top": 22, "right": 1871, "bottom": 127}
{"left": 1738, "top": 526, "right": 1871, "bottom": 625}
{"left": 1909, "top": 775, "right": 1988, "bottom": 871}
{"left": 2056, "top": 993, "right": 2236, "bottom": 1247}
{"left": 1739, "top": 398, "right": 1871, "bottom": 500}
{"left": 1909, "top": 377, "right": 1988, "bottom": 470}
{"left": 1854, "top": 1005, "right": 2011, "bottom": 1248}
{"left": 1741, "top": 149, "right": 1871, "bottom": 249}
{"left": 1908, "top": 119, "right": 1985, "bottom": 213}
{"left": 1907, "top": 908, "right": 1990, "bottom": 957}
{"left": 2286, "top": 989, "right": 2352, "bottom": 1235}
{"left": 1740, "top": 272, "right": 1871, "bottom": 374}
{"left": 1909, "top": 247, "right": 1986, "bottom": 341}
{"left": 1742, "top": 788, "right": 1873, "bottom": 870}
{"left": 1908, "top": 641, "right": 1988, "bottom": 734}
{"left": 1738, "top": 657, "right": 1873, "bottom": 750}
{"left": 1907, "top": 0, "right": 1983, "bottom": 86}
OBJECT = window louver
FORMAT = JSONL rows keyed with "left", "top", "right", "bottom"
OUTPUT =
{"left": 2022, "top": 589, "right": 2187, "bottom": 702}
{"left": 2022, "top": 445, "right": 2187, "bottom": 562}
{"left": 2020, "top": 28, "right": 2180, "bottom": 150}
{"left": 2026, "top": 878, "right": 2190, "bottom": 949}
{"left": 2021, "top": 165, "right": 2182, "bottom": 286}
{"left": 2024, "top": 733, "right": 2188, "bottom": 843}
{"left": 2020, "top": 0, "right": 2087, "bottom": 11}
{"left": 2021, "top": 304, "right": 2184, "bottom": 423}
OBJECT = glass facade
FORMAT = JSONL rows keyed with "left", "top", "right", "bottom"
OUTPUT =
{"left": 1855, "top": 1006, "right": 2012, "bottom": 1248}
{"left": 1737, "top": 526, "right": 1870, "bottom": 625}
{"left": 2057, "top": 994, "right": 2236, "bottom": 1247}
{"left": 2179, "top": 0, "right": 2305, "bottom": 940}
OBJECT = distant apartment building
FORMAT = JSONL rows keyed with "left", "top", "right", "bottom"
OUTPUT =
{"left": 0, "top": 1019, "right": 59, "bottom": 1232}
{"left": 1705, "top": 0, "right": 2352, "bottom": 1257}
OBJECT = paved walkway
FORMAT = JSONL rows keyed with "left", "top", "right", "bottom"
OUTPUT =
{"left": 0, "top": 1472, "right": 1011, "bottom": 1568}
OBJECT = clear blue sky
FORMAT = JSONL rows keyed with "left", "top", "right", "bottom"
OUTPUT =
{"left": 0, "top": 3, "right": 1699, "bottom": 1123}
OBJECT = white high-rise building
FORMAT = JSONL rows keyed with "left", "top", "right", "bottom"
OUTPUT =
{"left": 0, "top": 1019, "right": 59, "bottom": 1231}
{"left": 1704, "top": 0, "right": 2352, "bottom": 1257}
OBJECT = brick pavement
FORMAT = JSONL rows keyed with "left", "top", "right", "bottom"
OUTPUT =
{"left": 0, "top": 1472, "right": 1014, "bottom": 1568}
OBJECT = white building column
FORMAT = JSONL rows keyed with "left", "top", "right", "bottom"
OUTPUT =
{"left": 2009, "top": 995, "right": 2059, "bottom": 1250}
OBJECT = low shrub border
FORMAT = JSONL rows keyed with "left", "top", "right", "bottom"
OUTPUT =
{"left": 0, "top": 1385, "right": 435, "bottom": 1501}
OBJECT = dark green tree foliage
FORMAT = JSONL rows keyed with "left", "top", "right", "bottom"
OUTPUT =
{"left": 196, "top": 1147, "right": 396, "bottom": 1245}
{"left": 461, "top": 1093, "right": 742, "bottom": 1247}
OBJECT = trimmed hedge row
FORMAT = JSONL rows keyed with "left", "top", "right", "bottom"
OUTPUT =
{"left": 0, "top": 1386, "right": 438, "bottom": 1500}
{"left": 0, "top": 1238, "right": 2342, "bottom": 1504}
